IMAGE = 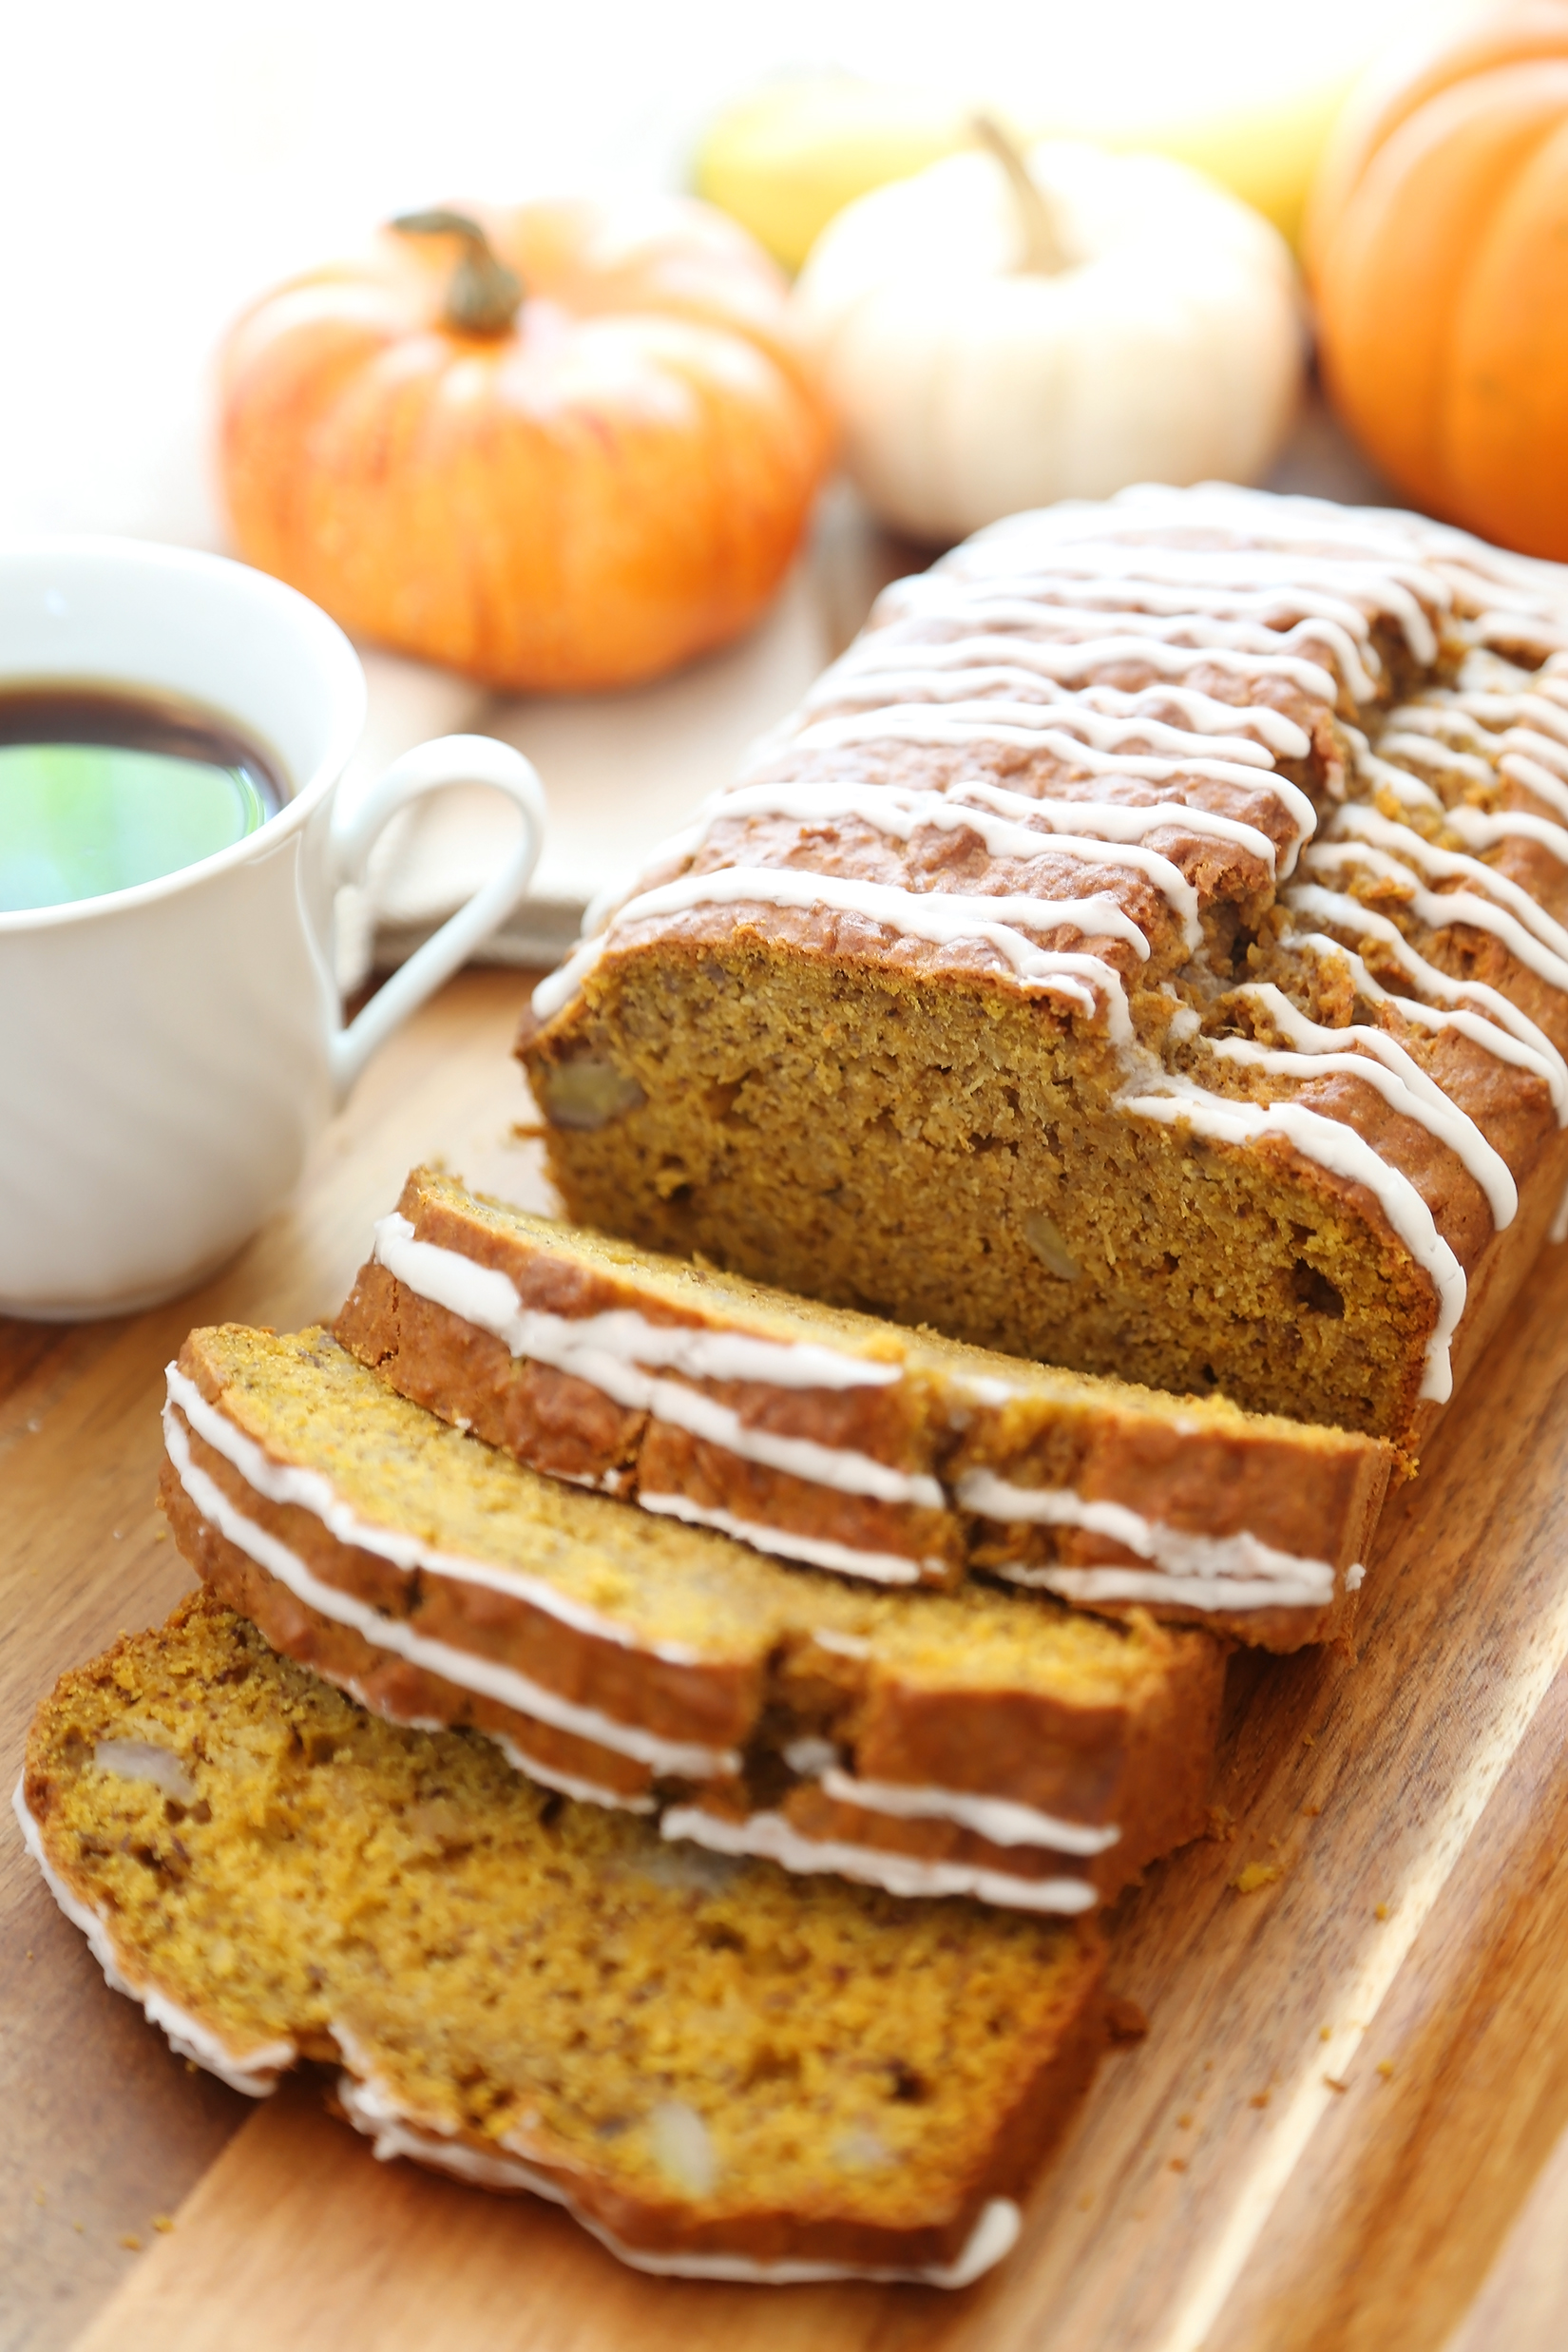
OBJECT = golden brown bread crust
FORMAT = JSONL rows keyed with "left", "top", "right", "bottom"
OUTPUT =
{"left": 163, "top": 1467, "right": 660, "bottom": 1804}
{"left": 337, "top": 1259, "right": 965, "bottom": 1581}
{"left": 335, "top": 1167, "right": 1393, "bottom": 1650}
{"left": 163, "top": 1325, "right": 1228, "bottom": 1904}
{"left": 518, "top": 489, "right": 1568, "bottom": 1453}
{"left": 161, "top": 1455, "right": 1218, "bottom": 1904}
{"left": 176, "top": 1495, "right": 1100, "bottom": 1900}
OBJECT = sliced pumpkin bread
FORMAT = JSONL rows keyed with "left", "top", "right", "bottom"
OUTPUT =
{"left": 19, "top": 1592, "right": 1106, "bottom": 2284}
{"left": 163, "top": 1324, "right": 1226, "bottom": 1912}
{"left": 335, "top": 1166, "right": 1393, "bottom": 1648}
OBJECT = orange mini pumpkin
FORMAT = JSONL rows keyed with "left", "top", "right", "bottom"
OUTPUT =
{"left": 1307, "top": 2, "right": 1568, "bottom": 558}
{"left": 218, "top": 200, "right": 832, "bottom": 692}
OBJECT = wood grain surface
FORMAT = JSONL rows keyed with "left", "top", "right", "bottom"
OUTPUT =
{"left": 5, "top": 966, "right": 1568, "bottom": 2352}
{"left": 0, "top": 972, "right": 556, "bottom": 2352}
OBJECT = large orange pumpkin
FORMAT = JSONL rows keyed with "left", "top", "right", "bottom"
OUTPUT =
{"left": 1307, "top": 2, "right": 1568, "bottom": 558}
{"left": 217, "top": 199, "right": 832, "bottom": 692}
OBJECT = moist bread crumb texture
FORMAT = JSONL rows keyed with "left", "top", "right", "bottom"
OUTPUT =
{"left": 23, "top": 1594, "right": 1104, "bottom": 2276}
{"left": 162, "top": 1323, "right": 1226, "bottom": 1906}
{"left": 521, "top": 487, "right": 1568, "bottom": 1451}
{"left": 335, "top": 1165, "right": 1391, "bottom": 1646}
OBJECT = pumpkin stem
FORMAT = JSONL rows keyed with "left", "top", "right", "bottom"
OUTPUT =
{"left": 391, "top": 209, "right": 525, "bottom": 335}
{"left": 971, "top": 116, "right": 1071, "bottom": 277}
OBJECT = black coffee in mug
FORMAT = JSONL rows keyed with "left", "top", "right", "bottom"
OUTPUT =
{"left": 0, "top": 682, "right": 288, "bottom": 912}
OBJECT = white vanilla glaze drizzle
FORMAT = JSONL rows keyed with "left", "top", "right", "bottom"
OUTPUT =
{"left": 1326, "top": 803, "right": 1568, "bottom": 968}
{"left": 1116, "top": 1080, "right": 1466, "bottom": 1402}
{"left": 803, "top": 655, "right": 1312, "bottom": 760}
{"left": 1285, "top": 891, "right": 1568, "bottom": 1119}
{"left": 165, "top": 1362, "right": 710, "bottom": 1662}
{"left": 371, "top": 1223, "right": 901, "bottom": 1386}
{"left": 714, "top": 772, "right": 1285, "bottom": 874}
{"left": 1384, "top": 717, "right": 1568, "bottom": 828}
{"left": 986, "top": 477, "right": 1482, "bottom": 586}
{"left": 784, "top": 700, "right": 1288, "bottom": 779}
{"left": 876, "top": 585, "right": 1381, "bottom": 701}
{"left": 165, "top": 1377, "right": 1151, "bottom": 1833}
{"left": 1344, "top": 723, "right": 1444, "bottom": 811}
{"left": 690, "top": 777, "right": 1203, "bottom": 947}
{"left": 1554, "top": 1179, "right": 1568, "bottom": 1247}
{"left": 884, "top": 564, "right": 1401, "bottom": 677}
{"left": 954, "top": 1469, "right": 1338, "bottom": 1607}
{"left": 488, "top": 1733, "right": 655, "bottom": 1815}
{"left": 810, "top": 1628, "right": 873, "bottom": 1658}
{"left": 774, "top": 707, "right": 1296, "bottom": 808}
{"left": 815, "top": 1768, "right": 1120, "bottom": 1855}
{"left": 377, "top": 1222, "right": 902, "bottom": 1392}
{"left": 13, "top": 1779, "right": 296, "bottom": 2096}
{"left": 803, "top": 677, "right": 1281, "bottom": 757}
{"left": 921, "top": 550, "right": 1382, "bottom": 624}
{"left": 335, "top": 2073, "right": 1022, "bottom": 2286}
{"left": 658, "top": 1803, "right": 1098, "bottom": 1915}
{"left": 637, "top": 1489, "right": 934, "bottom": 1585}
{"left": 1000, "top": 1560, "right": 1342, "bottom": 1613}
{"left": 1206, "top": 983, "right": 1518, "bottom": 1227}
{"left": 1289, "top": 931, "right": 1568, "bottom": 1115}
{"left": 885, "top": 550, "right": 1441, "bottom": 667}
{"left": 1405, "top": 690, "right": 1568, "bottom": 751}
{"left": 1444, "top": 804, "right": 1568, "bottom": 867}
{"left": 163, "top": 1404, "right": 737, "bottom": 1780}
{"left": 960, "top": 771, "right": 1300, "bottom": 862}
{"left": 318, "top": 1677, "right": 656, "bottom": 1814}
{"left": 1304, "top": 840, "right": 1568, "bottom": 998}
{"left": 819, "top": 621, "right": 1337, "bottom": 709}
{"left": 1504, "top": 751, "right": 1568, "bottom": 826}
{"left": 1473, "top": 606, "right": 1568, "bottom": 655}
{"left": 1378, "top": 729, "right": 1496, "bottom": 790}
{"left": 373, "top": 1214, "right": 943, "bottom": 1513}
{"left": 533, "top": 864, "right": 1137, "bottom": 1039}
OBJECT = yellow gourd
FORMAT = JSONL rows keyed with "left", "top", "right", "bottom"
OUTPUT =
{"left": 696, "top": 70, "right": 1358, "bottom": 270}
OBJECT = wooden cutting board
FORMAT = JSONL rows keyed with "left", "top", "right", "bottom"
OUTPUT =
{"left": 8, "top": 969, "right": 1568, "bottom": 2352}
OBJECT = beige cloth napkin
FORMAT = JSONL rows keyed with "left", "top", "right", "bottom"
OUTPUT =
{"left": 335, "top": 484, "right": 909, "bottom": 990}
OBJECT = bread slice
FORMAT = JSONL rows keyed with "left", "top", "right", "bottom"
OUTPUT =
{"left": 335, "top": 1167, "right": 1392, "bottom": 1649}
{"left": 517, "top": 487, "right": 1568, "bottom": 1457}
{"left": 19, "top": 1592, "right": 1105, "bottom": 2284}
{"left": 163, "top": 1324, "right": 1225, "bottom": 1912}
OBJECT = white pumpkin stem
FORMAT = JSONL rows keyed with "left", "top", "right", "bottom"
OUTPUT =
{"left": 971, "top": 116, "right": 1071, "bottom": 277}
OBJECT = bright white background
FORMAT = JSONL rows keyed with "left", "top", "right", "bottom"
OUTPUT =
{"left": 0, "top": 0, "right": 1477, "bottom": 950}
{"left": 1, "top": 0, "right": 1473, "bottom": 545}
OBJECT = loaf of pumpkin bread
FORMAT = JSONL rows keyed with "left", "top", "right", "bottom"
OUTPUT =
{"left": 520, "top": 485, "right": 1568, "bottom": 1457}
{"left": 335, "top": 1166, "right": 1392, "bottom": 1649}
{"left": 19, "top": 1593, "right": 1104, "bottom": 2284}
{"left": 162, "top": 1323, "right": 1227, "bottom": 1913}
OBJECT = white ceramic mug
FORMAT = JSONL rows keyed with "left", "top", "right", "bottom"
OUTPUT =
{"left": 0, "top": 539, "right": 546, "bottom": 1318}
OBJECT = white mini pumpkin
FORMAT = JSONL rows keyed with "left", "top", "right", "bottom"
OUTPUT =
{"left": 793, "top": 135, "right": 1304, "bottom": 545}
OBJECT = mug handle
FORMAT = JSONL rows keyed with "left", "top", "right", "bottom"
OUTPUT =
{"left": 328, "top": 734, "right": 546, "bottom": 1105}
